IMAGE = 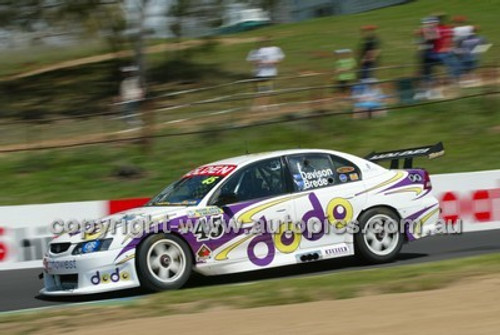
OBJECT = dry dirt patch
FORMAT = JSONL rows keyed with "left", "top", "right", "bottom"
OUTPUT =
{"left": 40, "top": 275, "right": 500, "bottom": 335}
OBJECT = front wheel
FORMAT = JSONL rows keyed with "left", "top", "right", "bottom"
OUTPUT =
{"left": 136, "top": 234, "right": 193, "bottom": 292}
{"left": 354, "top": 208, "right": 403, "bottom": 264}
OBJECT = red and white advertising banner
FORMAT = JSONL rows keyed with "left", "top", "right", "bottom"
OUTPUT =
{"left": 0, "top": 170, "right": 499, "bottom": 270}
{"left": 432, "top": 170, "right": 500, "bottom": 232}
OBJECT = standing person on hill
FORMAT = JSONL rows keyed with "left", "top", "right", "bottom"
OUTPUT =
{"left": 246, "top": 36, "right": 285, "bottom": 112}
{"left": 247, "top": 37, "right": 285, "bottom": 92}
{"left": 434, "top": 14, "right": 461, "bottom": 81}
{"left": 334, "top": 49, "right": 357, "bottom": 95}
{"left": 413, "top": 16, "right": 440, "bottom": 100}
{"left": 452, "top": 16, "right": 474, "bottom": 45}
{"left": 358, "top": 25, "right": 381, "bottom": 80}
{"left": 456, "top": 26, "right": 489, "bottom": 86}
{"left": 119, "top": 66, "right": 145, "bottom": 126}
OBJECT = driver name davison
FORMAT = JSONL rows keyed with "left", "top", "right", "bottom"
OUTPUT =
{"left": 301, "top": 168, "right": 333, "bottom": 189}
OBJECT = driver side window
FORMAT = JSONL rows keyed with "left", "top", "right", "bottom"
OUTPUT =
{"left": 213, "top": 158, "right": 287, "bottom": 205}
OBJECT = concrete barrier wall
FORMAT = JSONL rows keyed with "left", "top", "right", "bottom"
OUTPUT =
{"left": 1, "top": 170, "right": 499, "bottom": 270}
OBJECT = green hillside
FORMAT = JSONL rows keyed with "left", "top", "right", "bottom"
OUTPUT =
{"left": 0, "top": 0, "right": 499, "bottom": 205}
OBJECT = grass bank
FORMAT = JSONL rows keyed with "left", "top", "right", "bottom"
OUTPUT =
{"left": 1, "top": 95, "right": 499, "bottom": 205}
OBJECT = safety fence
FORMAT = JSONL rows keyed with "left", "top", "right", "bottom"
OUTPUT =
{"left": 0, "top": 62, "right": 498, "bottom": 152}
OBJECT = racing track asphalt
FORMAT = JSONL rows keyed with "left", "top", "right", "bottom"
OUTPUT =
{"left": 1, "top": 229, "right": 500, "bottom": 313}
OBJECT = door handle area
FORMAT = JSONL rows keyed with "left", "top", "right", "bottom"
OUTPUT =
{"left": 276, "top": 208, "right": 287, "bottom": 213}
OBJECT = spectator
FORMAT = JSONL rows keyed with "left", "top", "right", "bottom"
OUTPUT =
{"left": 456, "top": 26, "right": 489, "bottom": 86}
{"left": 434, "top": 14, "right": 461, "bottom": 80}
{"left": 416, "top": 17, "right": 439, "bottom": 82}
{"left": 119, "top": 66, "right": 144, "bottom": 126}
{"left": 351, "top": 78, "right": 388, "bottom": 119}
{"left": 358, "top": 25, "right": 381, "bottom": 80}
{"left": 246, "top": 36, "right": 285, "bottom": 93}
{"left": 452, "top": 16, "right": 474, "bottom": 45}
{"left": 413, "top": 16, "right": 440, "bottom": 100}
{"left": 334, "top": 49, "right": 357, "bottom": 94}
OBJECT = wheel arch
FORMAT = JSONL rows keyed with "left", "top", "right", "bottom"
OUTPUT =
{"left": 356, "top": 204, "right": 407, "bottom": 240}
{"left": 135, "top": 231, "right": 196, "bottom": 266}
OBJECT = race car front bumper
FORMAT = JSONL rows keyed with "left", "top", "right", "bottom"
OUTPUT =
{"left": 40, "top": 248, "right": 140, "bottom": 296}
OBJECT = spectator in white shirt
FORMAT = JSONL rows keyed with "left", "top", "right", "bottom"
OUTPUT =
{"left": 119, "top": 66, "right": 144, "bottom": 126}
{"left": 246, "top": 37, "right": 285, "bottom": 112}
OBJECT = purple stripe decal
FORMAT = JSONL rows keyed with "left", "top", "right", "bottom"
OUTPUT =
{"left": 404, "top": 203, "right": 439, "bottom": 241}
{"left": 114, "top": 199, "right": 261, "bottom": 261}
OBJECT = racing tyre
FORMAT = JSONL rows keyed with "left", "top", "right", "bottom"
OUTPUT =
{"left": 354, "top": 208, "right": 403, "bottom": 264}
{"left": 136, "top": 234, "right": 193, "bottom": 291}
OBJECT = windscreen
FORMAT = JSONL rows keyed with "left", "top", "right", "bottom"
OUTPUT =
{"left": 148, "top": 164, "right": 237, "bottom": 206}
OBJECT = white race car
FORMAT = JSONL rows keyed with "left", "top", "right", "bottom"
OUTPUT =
{"left": 42, "top": 144, "right": 444, "bottom": 295}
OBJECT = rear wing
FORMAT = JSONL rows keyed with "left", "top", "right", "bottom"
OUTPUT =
{"left": 365, "top": 142, "right": 444, "bottom": 169}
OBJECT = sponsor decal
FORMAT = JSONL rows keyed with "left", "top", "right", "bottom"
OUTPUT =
{"left": 45, "top": 259, "right": 77, "bottom": 271}
{"left": 408, "top": 173, "right": 423, "bottom": 182}
{"left": 193, "top": 215, "right": 224, "bottom": 241}
{"left": 187, "top": 207, "right": 224, "bottom": 218}
{"left": 349, "top": 173, "right": 359, "bottom": 181}
{"left": 321, "top": 243, "right": 350, "bottom": 259}
{"left": 196, "top": 244, "right": 212, "bottom": 262}
{"left": 339, "top": 174, "right": 348, "bottom": 183}
{"left": 369, "top": 148, "right": 430, "bottom": 160}
{"left": 301, "top": 168, "right": 334, "bottom": 190}
{"left": 91, "top": 267, "right": 130, "bottom": 285}
{"left": 274, "top": 222, "right": 301, "bottom": 254}
{"left": 201, "top": 176, "right": 220, "bottom": 185}
{"left": 428, "top": 150, "right": 444, "bottom": 159}
{"left": 184, "top": 164, "right": 237, "bottom": 178}
{"left": 336, "top": 166, "right": 355, "bottom": 174}
{"left": 326, "top": 198, "right": 354, "bottom": 229}
{"left": 440, "top": 188, "right": 500, "bottom": 224}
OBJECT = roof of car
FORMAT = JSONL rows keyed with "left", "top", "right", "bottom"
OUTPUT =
{"left": 185, "top": 148, "right": 386, "bottom": 181}
{"left": 207, "top": 149, "right": 358, "bottom": 167}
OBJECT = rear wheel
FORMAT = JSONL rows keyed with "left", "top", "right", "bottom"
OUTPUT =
{"left": 354, "top": 208, "right": 403, "bottom": 264}
{"left": 136, "top": 234, "right": 192, "bottom": 292}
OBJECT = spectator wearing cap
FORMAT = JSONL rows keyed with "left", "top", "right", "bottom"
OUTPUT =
{"left": 334, "top": 49, "right": 357, "bottom": 94}
{"left": 358, "top": 25, "right": 380, "bottom": 80}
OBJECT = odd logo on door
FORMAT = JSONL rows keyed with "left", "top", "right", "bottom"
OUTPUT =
{"left": 91, "top": 268, "right": 130, "bottom": 285}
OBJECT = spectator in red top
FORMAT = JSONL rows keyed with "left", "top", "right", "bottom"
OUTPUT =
{"left": 434, "top": 14, "right": 461, "bottom": 80}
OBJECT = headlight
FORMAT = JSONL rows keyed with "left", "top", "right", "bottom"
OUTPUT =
{"left": 72, "top": 238, "right": 113, "bottom": 255}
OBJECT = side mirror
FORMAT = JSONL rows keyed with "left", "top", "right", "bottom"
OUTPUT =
{"left": 214, "top": 191, "right": 238, "bottom": 206}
